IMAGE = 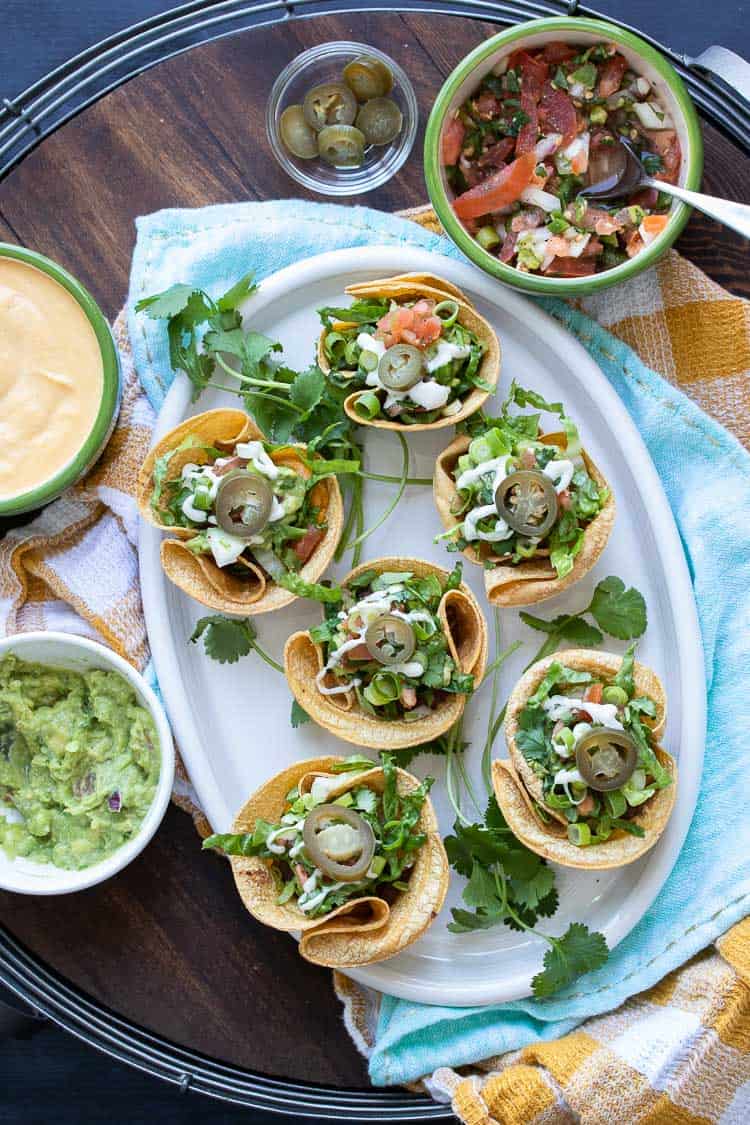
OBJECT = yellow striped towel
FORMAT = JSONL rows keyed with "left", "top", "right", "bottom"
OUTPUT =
{"left": 0, "top": 221, "right": 748, "bottom": 1121}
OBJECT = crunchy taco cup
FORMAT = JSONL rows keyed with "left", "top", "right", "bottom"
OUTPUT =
{"left": 433, "top": 383, "right": 615, "bottom": 607}
{"left": 137, "top": 408, "right": 343, "bottom": 615}
{"left": 494, "top": 648, "right": 676, "bottom": 869}
{"left": 284, "top": 557, "right": 488, "bottom": 749}
{"left": 316, "top": 273, "right": 500, "bottom": 432}
{"left": 215, "top": 755, "right": 449, "bottom": 968}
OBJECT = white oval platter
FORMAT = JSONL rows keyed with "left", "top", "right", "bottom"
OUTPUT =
{"left": 139, "top": 245, "right": 705, "bottom": 1007}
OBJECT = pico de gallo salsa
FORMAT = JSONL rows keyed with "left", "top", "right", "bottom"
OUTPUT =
{"left": 442, "top": 40, "right": 681, "bottom": 276}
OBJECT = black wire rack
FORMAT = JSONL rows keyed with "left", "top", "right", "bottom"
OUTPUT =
{"left": 0, "top": 0, "right": 749, "bottom": 184}
{"left": 0, "top": 1, "right": 748, "bottom": 1117}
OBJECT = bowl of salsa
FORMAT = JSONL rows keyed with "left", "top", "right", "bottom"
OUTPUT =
{"left": 0, "top": 244, "right": 121, "bottom": 516}
{"left": 0, "top": 632, "right": 174, "bottom": 894}
{"left": 424, "top": 17, "right": 703, "bottom": 294}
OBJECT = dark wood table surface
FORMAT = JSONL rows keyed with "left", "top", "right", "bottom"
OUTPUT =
{"left": 0, "top": 11, "right": 748, "bottom": 1090}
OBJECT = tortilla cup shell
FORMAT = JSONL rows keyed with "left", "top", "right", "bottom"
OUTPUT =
{"left": 345, "top": 273, "right": 472, "bottom": 306}
{"left": 317, "top": 276, "right": 501, "bottom": 433}
{"left": 434, "top": 431, "right": 615, "bottom": 607}
{"left": 283, "top": 557, "right": 488, "bottom": 749}
{"left": 494, "top": 649, "right": 674, "bottom": 868}
{"left": 229, "top": 756, "right": 449, "bottom": 967}
{"left": 137, "top": 409, "right": 343, "bottom": 614}
{"left": 137, "top": 408, "right": 253, "bottom": 534}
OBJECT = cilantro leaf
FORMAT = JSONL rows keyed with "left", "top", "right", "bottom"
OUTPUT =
{"left": 590, "top": 577, "right": 647, "bottom": 640}
{"left": 560, "top": 617, "right": 604, "bottom": 646}
{"left": 531, "top": 923, "right": 609, "bottom": 998}
{"left": 136, "top": 283, "right": 204, "bottom": 319}
{"left": 290, "top": 700, "right": 311, "bottom": 728}
{"left": 290, "top": 366, "right": 326, "bottom": 413}
{"left": 218, "top": 272, "right": 257, "bottom": 312}
{"left": 190, "top": 616, "right": 255, "bottom": 664}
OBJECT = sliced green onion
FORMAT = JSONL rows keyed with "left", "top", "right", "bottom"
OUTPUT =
{"left": 360, "top": 349, "right": 379, "bottom": 372}
{"left": 475, "top": 227, "right": 500, "bottom": 252}
{"left": 354, "top": 391, "right": 381, "bottom": 419}
{"left": 434, "top": 299, "right": 460, "bottom": 326}
{"left": 567, "top": 822, "right": 592, "bottom": 846}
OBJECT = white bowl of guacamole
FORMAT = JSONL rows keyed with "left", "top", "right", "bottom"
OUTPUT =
{"left": 0, "top": 632, "right": 174, "bottom": 894}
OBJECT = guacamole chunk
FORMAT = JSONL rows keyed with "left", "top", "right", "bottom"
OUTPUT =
{"left": 0, "top": 654, "right": 160, "bottom": 870}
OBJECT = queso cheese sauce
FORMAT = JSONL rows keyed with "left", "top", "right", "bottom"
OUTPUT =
{"left": 0, "top": 257, "right": 103, "bottom": 501}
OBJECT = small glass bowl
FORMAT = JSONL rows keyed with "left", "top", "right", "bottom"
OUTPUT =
{"left": 267, "top": 41, "right": 418, "bottom": 196}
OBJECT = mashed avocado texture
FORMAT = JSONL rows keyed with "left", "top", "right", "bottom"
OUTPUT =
{"left": 0, "top": 654, "right": 160, "bottom": 870}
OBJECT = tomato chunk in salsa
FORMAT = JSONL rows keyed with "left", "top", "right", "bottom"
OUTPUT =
{"left": 442, "top": 40, "right": 681, "bottom": 276}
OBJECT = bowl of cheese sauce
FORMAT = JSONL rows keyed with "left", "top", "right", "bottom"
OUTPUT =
{"left": 0, "top": 245, "right": 120, "bottom": 515}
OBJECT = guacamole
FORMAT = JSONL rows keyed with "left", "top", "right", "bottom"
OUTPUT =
{"left": 0, "top": 654, "right": 160, "bottom": 870}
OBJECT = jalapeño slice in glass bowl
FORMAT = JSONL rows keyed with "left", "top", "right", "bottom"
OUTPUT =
{"left": 495, "top": 470, "right": 558, "bottom": 539}
{"left": 343, "top": 55, "right": 394, "bottom": 101}
{"left": 575, "top": 728, "right": 639, "bottom": 792}
{"left": 302, "top": 804, "right": 376, "bottom": 882}
{"left": 355, "top": 98, "right": 403, "bottom": 147}
{"left": 214, "top": 470, "right": 273, "bottom": 538}
{"left": 303, "top": 82, "right": 358, "bottom": 131}
{"left": 364, "top": 614, "right": 416, "bottom": 665}
{"left": 317, "top": 124, "right": 366, "bottom": 168}
{"left": 279, "top": 105, "right": 319, "bottom": 159}
{"left": 378, "top": 344, "right": 424, "bottom": 392}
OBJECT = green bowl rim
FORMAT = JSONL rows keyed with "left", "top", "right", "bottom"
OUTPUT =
{"left": 0, "top": 244, "right": 121, "bottom": 515}
{"left": 424, "top": 16, "right": 704, "bottom": 296}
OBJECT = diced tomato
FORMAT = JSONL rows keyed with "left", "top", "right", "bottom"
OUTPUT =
{"left": 625, "top": 230, "right": 645, "bottom": 258}
{"left": 539, "top": 82, "right": 577, "bottom": 143}
{"left": 400, "top": 685, "right": 417, "bottom": 709}
{"left": 375, "top": 300, "right": 443, "bottom": 348}
{"left": 581, "top": 237, "right": 603, "bottom": 258}
{"left": 442, "top": 117, "right": 466, "bottom": 166}
{"left": 475, "top": 91, "right": 502, "bottom": 119}
{"left": 509, "top": 50, "right": 549, "bottom": 96}
{"left": 499, "top": 229, "right": 518, "bottom": 263}
{"left": 542, "top": 41, "right": 577, "bottom": 63}
{"left": 584, "top": 683, "right": 603, "bottom": 704}
{"left": 544, "top": 256, "right": 598, "bottom": 277}
{"left": 515, "top": 89, "right": 539, "bottom": 155}
{"left": 293, "top": 526, "right": 325, "bottom": 564}
{"left": 644, "top": 130, "right": 681, "bottom": 184}
{"left": 579, "top": 206, "right": 622, "bottom": 236}
{"left": 639, "top": 214, "right": 670, "bottom": 245}
{"left": 574, "top": 708, "right": 593, "bottom": 722}
{"left": 345, "top": 643, "right": 373, "bottom": 663}
{"left": 453, "top": 151, "right": 537, "bottom": 221}
{"left": 597, "top": 53, "right": 627, "bottom": 97}
{"left": 510, "top": 207, "right": 544, "bottom": 232}
{"left": 478, "top": 137, "right": 516, "bottom": 168}
{"left": 577, "top": 793, "right": 596, "bottom": 815}
{"left": 629, "top": 186, "right": 659, "bottom": 209}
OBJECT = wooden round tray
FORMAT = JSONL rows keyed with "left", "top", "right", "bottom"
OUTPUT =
{"left": 0, "top": 9, "right": 748, "bottom": 1117}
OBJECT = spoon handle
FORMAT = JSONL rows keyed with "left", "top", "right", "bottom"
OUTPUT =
{"left": 647, "top": 179, "right": 750, "bottom": 241}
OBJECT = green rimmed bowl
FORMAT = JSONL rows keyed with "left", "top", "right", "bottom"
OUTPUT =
{"left": 424, "top": 17, "right": 704, "bottom": 296}
{"left": 0, "top": 244, "right": 121, "bottom": 516}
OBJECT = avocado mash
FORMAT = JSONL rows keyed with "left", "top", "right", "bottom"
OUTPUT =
{"left": 0, "top": 654, "right": 160, "bottom": 870}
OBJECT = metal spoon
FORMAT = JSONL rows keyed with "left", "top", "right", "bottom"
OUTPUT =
{"left": 581, "top": 135, "right": 750, "bottom": 241}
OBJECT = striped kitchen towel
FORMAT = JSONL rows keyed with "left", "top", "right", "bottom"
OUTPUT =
{"left": 1, "top": 202, "right": 749, "bottom": 1121}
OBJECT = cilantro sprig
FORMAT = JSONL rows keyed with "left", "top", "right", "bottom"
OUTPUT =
{"left": 190, "top": 615, "right": 283, "bottom": 671}
{"left": 446, "top": 797, "right": 609, "bottom": 997}
{"left": 520, "top": 576, "right": 647, "bottom": 668}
